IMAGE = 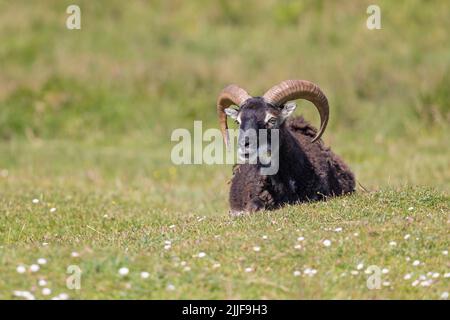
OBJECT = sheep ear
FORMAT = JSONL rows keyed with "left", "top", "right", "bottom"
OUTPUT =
{"left": 280, "top": 102, "right": 297, "bottom": 121}
{"left": 224, "top": 108, "right": 239, "bottom": 120}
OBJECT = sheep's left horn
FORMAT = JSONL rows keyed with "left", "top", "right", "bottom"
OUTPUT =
{"left": 263, "top": 80, "right": 329, "bottom": 142}
{"left": 217, "top": 84, "right": 252, "bottom": 147}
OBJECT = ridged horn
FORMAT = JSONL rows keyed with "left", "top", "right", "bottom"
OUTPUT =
{"left": 217, "top": 84, "right": 252, "bottom": 147}
{"left": 263, "top": 80, "right": 329, "bottom": 142}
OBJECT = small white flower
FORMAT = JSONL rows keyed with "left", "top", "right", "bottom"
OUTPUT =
{"left": 16, "top": 265, "right": 26, "bottom": 274}
{"left": 382, "top": 281, "right": 391, "bottom": 287}
{"left": 334, "top": 227, "right": 343, "bottom": 232}
{"left": 32, "top": 199, "right": 40, "bottom": 204}
{"left": 118, "top": 267, "right": 129, "bottom": 276}
{"left": 403, "top": 273, "right": 412, "bottom": 280}
{"left": 71, "top": 252, "right": 79, "bottom": 258}
{"left": 50, "top": 208, "right": 56, "bottom": 213}
{"left": 30, "top": 264, "right": 40, "bottom": 272}
{"left": 164, "top": 245, "right": 171, "bottom": 250}
{"left": 411, "top": 280, "right": 419, "bottom": 287}
{"left": 42, "top": 288, "right": 52, "bottom": 296}
{"left": 420, "top": 280, "right": 432, "bottom": 287}
{"left": 293, "top": 270, "right": 301, "bottom": 277}
{"left": 412, "top": 260, "right": 420, "bottom": 266}
{"left": 389, "top": 241, "right": 397, "bottom": 247}
{"left": 404, "top": 234, "right": 411, "bottom": 240}
{"left": 14, "top": 291, "right": 35, "bottom": 300}
{"left": 58, "top": 293, "right": 69, "bottom": 300}
{"left": 166, "top": 284, "right": 175, "bottom": 291}
{"left": 323, "top": 239, "right": 331, "bottom": 247}
{"left": 432, "top": 272, "right": 440, "bottom": 278}
{"left": 103, "top": 214, "right": 108, "bottom": 218}
{"left": 351, "top": 270, "right": 359, "bottom": 275}
{"left": 442, "top": 250, "right": 448, "bottom": 256}
{"left": 262, "top": 235, "right": 268, "bottom": 240}
{"left": 356, "top": 263, "right": 364, "bottom": 270}
{"left": 297, "top": 236, "right": 305, "bottom": 242}
{"left": 382, "top": 268, "right": 389, "bottom": 274}
{"left": 197, "top": 252, "right": 206, "bottom": 258}
{"left": 38, "top": 279, "right": 47, "bottom": 286}
{"left": 180, "top": 261, "right": 187, "bottom": 266}
{"left": 140, "top": 272, "right": 150, "bottom": 279}
{"left": 444, "top": 273, "right": 450, "bottom": 278}
{"left": 441, "top": 292, "right": 449, "bottom": 300}
{"left": 212, "top": 263, "right": 221, "bottom": 269}
{"left": 183, "top": 266, "right": 191, "bottom": 272}
{"left": 164, "top": 240, "right": 172, "bottom": 245}
{"left": 353, "top": 232, "right": 359, "bottom": 237}
{"left": 408, "top": 206, "right": 414, "bottom": 211}
{"left": 42, "top": 242, "right": 49, "bottom": 246}
{"left": 253, "top": 246, "right": 261, "bottom": 252}
{"left": 169, "top": 224, "right": 176, "bottom": 229}
{"left": 37, "top": 258, "right": 47, "bottom": 265}
{"left": 294, "top": 244, "right": 302, "bottom": 249}
{"left": 245, "top": 267, "right": 253, "bottom": 273}
{"left": 419, "top": 275, "right": 426, "bottom": 280}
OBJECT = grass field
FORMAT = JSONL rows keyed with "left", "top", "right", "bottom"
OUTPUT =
{"left": 0, "top": 1, "right": 449, "bottom": 299}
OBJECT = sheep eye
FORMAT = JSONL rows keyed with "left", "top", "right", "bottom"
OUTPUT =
{"left": 267, "top": 117, "right": 277, "bottom": 125}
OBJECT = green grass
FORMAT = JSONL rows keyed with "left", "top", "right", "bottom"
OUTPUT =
{"left": 0, "top": 0, "right": 449, "bottom": 299}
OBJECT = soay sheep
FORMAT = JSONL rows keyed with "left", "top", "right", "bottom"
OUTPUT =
{"left": 217, "top": 80, "right": 355, "bottom": 215}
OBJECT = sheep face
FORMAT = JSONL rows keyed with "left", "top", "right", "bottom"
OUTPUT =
{"left": 224, "top": 97, "right": 297, "bottom": 163}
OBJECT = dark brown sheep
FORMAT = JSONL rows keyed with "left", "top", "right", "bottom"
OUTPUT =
{"left": 216, "top": 80, "right": 355, "bottom": 215}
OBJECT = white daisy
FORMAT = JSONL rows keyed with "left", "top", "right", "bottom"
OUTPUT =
{"left": 42, "top": 288, "right": 52, "bottom": 296}
{"left": 166, "top": 284, "right": 175, "bottom": 291}
{"left": 30, "top": 264, "right": 40, "bottom": 272}
{"left": 38, "top": 279, "right": 47, "bottom": 286}
{"left": 323, "top": 239, "right": 331, "bottom": 247}
{"left": 118, "top": 267, "right": 129, "bottom": 276}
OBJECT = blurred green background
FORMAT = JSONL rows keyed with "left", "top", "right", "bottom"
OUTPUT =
{"left": 0, "top": 0, "right": 448, "bottom": 192}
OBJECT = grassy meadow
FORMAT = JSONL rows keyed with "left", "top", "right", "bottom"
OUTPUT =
{"left": 0, "top": 0, "right": 449, "bottom": 299}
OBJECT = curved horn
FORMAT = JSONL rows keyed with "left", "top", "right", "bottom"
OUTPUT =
{"left": 263, "top": 80, "right": 329, "bottom": 142}
{"left": 217, "top": 84, "right": 252, "bottom": 147}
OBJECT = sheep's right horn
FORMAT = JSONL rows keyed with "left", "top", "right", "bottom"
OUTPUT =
{"left": 217, "top": 84, "right": 252, "bottom": 147}
{"left": 263, "top": 80, "right": 329, "bottom": 142}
